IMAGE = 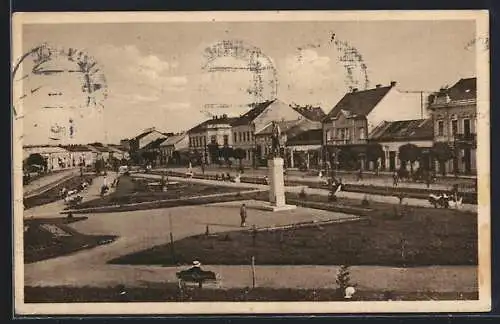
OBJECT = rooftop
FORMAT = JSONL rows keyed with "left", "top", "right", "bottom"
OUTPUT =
{"left": 142, "top": 137, "right": 168, "bottom": 150}
{"left": 160, "top": 133, "right": 188, "bottom": 146}
{"left": 188, "top": 115, "right": 239, "bottom": 133}
{"left": 255, "top": 119, "right": 303, "bottom": 136}
{"left": 291, "top": 105, "right": 326, "bottom": 122}
{"left": 369, "top": 118, "right": 433, "bottom": 142}
{"left": 231, "top": 100, "right": 276, "bottom": 126}
{"left": 430, "top": 77, "right": 477, "bottom": 104}
{"left": 324, "top": 84, "right": 393, "bottom": 121}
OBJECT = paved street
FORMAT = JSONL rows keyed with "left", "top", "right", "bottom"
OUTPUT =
{"left": 24, "top": 172, "right": 119, "bottom": 219}
{"left": 24, "top": 200, "right": 477, "bottom": 292}
{"left": 134, "top": 173, "right": 478, "bottom": 213}
{"left": 158, "top": 166, "right": 476, "bottom": 192}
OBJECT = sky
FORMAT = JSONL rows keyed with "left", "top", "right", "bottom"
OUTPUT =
{"left": 17, "top": 19, "right": 477, "bottom": 145}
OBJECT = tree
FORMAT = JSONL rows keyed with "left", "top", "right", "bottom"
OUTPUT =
{"left": 95, "top": 158, "right": 105, "bottom": 174}
{"left": 365, "top": 143, "right": 384, "bottom": 170}
{"left": 141, "top": 150, "right": 159, "bottom": 166}
{"left": 206, "top": 143, "right": 218, "bottom": 165}
{"left": 398, "top": 143, "right": 421, "bottom": 175}
{"left": 219, "top": 146, "right": 234, "bottom": 168}
{"left": 26, "top": 153, "right": 47, "bottom": 169}
{"left": 432, "top": 142, "right": 454, "bottom": 176}
{"left": 233, "top": 148, "right": 246, "bottom": 169}
{"left": 187, "top": 150, "right": 202, "bottom": 165}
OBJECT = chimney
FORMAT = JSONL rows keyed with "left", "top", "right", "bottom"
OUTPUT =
{"left": 375, "top": 84, "right": 382, "bottom": 88}
{"left": 390, "top": 81, "right": 397, "bottom": 87}
{"left": 352, "top": 88, "right": 358, "bottom": 93}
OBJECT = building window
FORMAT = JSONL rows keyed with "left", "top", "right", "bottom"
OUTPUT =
{"left": 359, "top": 127, "right": 366, "bottom": 140}
{"left": 463, "top": 119, "right": 471, "bottom": 135}
{"left": 189, "top": 137, "right": 193, "bottom": 147}
{"left": 437, "top": 120, "right": 444, "bottom": 136}
{"left": 251, "top": 132, "right": 254, "bottom": 141}
{"left": 246, "top": 131, "right": 250, "bottom": 142}
{"left": 242, "top": 132, "right": 246, "bottom": 142}
{"left": 223, "top": 135, "right": 229, "bottom": 146}
{"left": 234, "top": 132, "right": 237, "bottom": 143}
{"left": 203, "top": 136, "right": 206, "bottom": 146}
{"left": 239, "top": 132, "right": 242, "bottom": 142}
{"left": 451, "top": 119, "right": 458, "bottom": 136}
{"left": 210, "top": 135, "right": 216, "bottom": 145}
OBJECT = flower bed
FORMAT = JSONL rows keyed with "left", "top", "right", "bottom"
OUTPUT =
{"left": 24, "top": 216, "right": 116, "bottom": 263}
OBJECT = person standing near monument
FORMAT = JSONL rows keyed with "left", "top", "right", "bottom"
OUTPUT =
{"left": 240, "top": 203, "right": 247, "bottom": 227}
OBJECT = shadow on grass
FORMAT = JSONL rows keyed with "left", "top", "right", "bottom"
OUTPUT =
{"left": 24, "top": 285, "right": 479, "bottom": 303}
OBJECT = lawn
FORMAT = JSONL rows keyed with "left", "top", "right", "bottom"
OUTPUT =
{"left": 24, "top": 285, "right": 478, "bottom": 302}
{"left": 24, "top": 216, "right": 117, "bottom": 263}
{"left": 71, "top": 175, "right": 245, "bottom": 210}
{"left": 110, "top": 199, "right": 477, "bottom": 267}
{"left": 23, "top": 174, "right": 97, "bottom": 209}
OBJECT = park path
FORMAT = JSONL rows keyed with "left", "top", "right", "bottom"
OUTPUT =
{"left": 133, "top": 173, "right": 478, "bottom": 213}
{"left": 159, "top": 166, "right": 476, "bottom": 191}
{"left": 24, "top": 196, "right": 477, "bottom": 293}
{"left": 23, "top": 172, "right": 119, "bottom": 219}
{"left": 23, "top": 168, "right": 80, "bottom": 197}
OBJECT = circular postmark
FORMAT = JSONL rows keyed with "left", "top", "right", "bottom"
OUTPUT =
{"left": 464, "top": 35, "right": 489, "bottom": 52}
{"left": 200, "top": 40, "right": 278, "bottom": 116}
{"left": 290, "top": 32, "right": 370, "bottom": 96}
{"left": 12, "top": 43, "right": 108, "bottom": 141}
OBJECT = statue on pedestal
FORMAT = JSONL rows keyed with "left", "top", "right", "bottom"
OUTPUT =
{"left": 270, "top": 121, "right": 282, "bottom": 158}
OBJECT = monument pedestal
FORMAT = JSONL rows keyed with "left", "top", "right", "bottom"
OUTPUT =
{"left": 262, "top": 157, "right": 296, "bottom": 212}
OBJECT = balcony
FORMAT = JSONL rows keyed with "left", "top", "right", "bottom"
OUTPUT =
{"left": 326, "top": 138, "right": 354, "bottom": 145}
{"left": 454, "top": 133, "right": 476, "bottom": 142}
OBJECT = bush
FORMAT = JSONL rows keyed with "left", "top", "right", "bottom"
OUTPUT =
{"left": 336, "top": 265, "right": 352, "bottom": 293}
{"left": 299, "top": 188, "right": 307, "bottom": 199}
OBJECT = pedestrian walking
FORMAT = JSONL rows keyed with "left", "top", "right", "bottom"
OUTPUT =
{"left": 425, "top": 172, "right": 431, "bottom": 188}
{"left": 240, "top": 203, "right": 247, "bottom": 227}
{"left": 357, "top": 168, "right": 363, "bottom": 182}
{"left": 393, "top": 171, "right": 399, "bottom": 187}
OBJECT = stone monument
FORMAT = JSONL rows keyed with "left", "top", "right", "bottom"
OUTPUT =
{"left": 262, "top": 121, "right": 296, "bottom": 212}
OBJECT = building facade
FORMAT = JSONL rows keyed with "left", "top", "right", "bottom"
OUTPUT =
{"left": 23, "top": 146, "right": 72, "bottom": 171}
{"left": 62, "top": 145, "right": 96, "bottom": 167}
{"left": 159, "top": 132, "right": 189, "bottom": 165}
{"left": 322, "top": 81, "right": 426, "bottom": 170}
{"left": 187, "top": 114, "right": 238, "bottom": 165}
{"left": 369, "top": 119, "right": 434, "bottom": 172}
{"left": 231, "top": 99, "right": 315, "bottom": 167}
{"left": 428, "top": 77, "right": 477, "bottom": 175}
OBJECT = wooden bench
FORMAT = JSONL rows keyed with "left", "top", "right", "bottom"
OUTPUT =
{"left": 176, "top": 269, "right": 220, "bottom": 288}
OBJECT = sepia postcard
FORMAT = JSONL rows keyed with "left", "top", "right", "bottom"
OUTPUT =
{"left": 12, "top": 10, "right": 490, "bottom": 315}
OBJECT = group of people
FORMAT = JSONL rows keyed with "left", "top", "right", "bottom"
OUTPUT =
{"left": 60, "top": 178, "right": 92, "bottom": 205}
{"left": 213, "top": 172, "right": 241, "bottom": 183}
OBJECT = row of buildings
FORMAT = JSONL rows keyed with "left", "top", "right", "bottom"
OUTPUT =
{"left": 121, "top": 76, "right": 478, "bottom": 175}
{"left": 23, "top": 143, "right": 129, "bottom": 171}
